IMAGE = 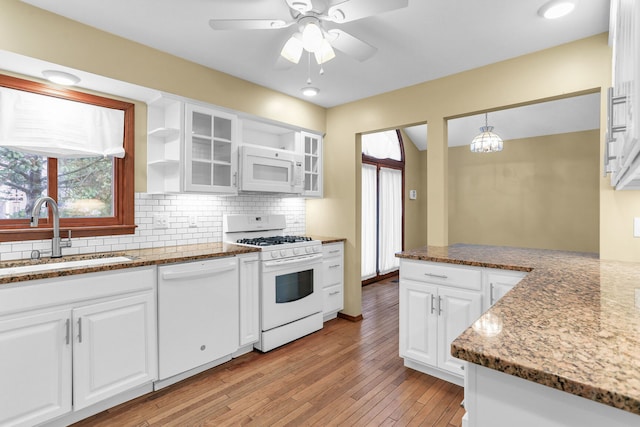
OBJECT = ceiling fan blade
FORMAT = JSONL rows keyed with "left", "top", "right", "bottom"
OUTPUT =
{"left": 327, "top": 0, "right": 408, "bottom": 23}
{"left": 208, "top": 19, "right": 293, "bottom": 30}
{"left": 327, "top": 29, "right": 377, "bottom": 62}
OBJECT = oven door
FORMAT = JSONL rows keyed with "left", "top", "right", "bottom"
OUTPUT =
{"left": 261, "top": 253, "right": 323, "bottom": 331}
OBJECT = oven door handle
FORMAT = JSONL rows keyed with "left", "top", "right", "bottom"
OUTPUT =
{"left": 263, "top": 253, "right": 322, "bottom": 268}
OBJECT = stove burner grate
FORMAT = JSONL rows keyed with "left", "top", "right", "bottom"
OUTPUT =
{"left": 237, "top": 236, "right": 313, "bottom": 246}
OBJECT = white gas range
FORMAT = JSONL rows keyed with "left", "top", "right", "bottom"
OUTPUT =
{"left": 223, "top": 214, "right": 323, "bottom": 352}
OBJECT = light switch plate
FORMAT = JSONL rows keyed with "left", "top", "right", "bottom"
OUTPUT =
{"left": 635, "top": 217, "right": 640, "bottom": 238}
{"left": 409, "top": 190, "right": 417, "bottom": 200}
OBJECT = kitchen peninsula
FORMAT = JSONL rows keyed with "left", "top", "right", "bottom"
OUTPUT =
{"left": 397, "top": 244, "right": 640, "bottom": 427}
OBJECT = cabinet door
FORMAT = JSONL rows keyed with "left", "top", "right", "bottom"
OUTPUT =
{"left": 0, "top": 309, "right": 72, "bottom": 427}
{"left": 184, "top": 104, "right": 237, "bottom": 193}
{"left": 299, "top": 131, "right": 323, "bottom": 197}
{"left": 238, "top": 254, "right": 260, "bottom": 347}
{"left": 399, "top": 280, "right": 438, "bottom": 367}
{"left": 486, "top": 271, "right": 526, "bottom": 307}
{"left": 72, "top": 292, "right": 157, "bottom": 410}
{"left": 437, "top": 287, "right": 482, "bottom": 376}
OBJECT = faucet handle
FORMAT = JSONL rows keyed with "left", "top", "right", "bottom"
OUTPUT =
{"left": 61, "top": 230, "right": 72, "bottom": 248}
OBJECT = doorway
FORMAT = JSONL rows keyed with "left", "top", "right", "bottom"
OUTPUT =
{"left": 361, "top": 129, "right": 405, "bottom": 285}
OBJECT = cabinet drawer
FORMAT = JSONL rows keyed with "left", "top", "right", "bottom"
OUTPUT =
{"left": 322, "top": 243, "right": 343, "bottom": 259}
{"left": 323, "top": 284, "right": 343, "bottom": 314}
{"left": 323, "top": 260, "right": 343, "bottom": 288}
{"left": 400, "top": 260, "right": 481, "bottom": 291}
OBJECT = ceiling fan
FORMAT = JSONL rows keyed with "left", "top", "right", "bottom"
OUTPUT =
{"left": 209, "top": 0, "right": 409, "bottom": 65}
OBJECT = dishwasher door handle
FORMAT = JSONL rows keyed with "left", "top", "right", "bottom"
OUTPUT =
{"left": 161, "top": 263, "right": 236, "bottom": 281}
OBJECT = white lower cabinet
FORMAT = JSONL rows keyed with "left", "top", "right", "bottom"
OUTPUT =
{"left": 322, "top": 242, "right": 344, "bottom": 321}
{"left": 399, "top": 259, "right": 529, "bottom": 387}
{"left": 73, "top": 293, "right": 156, "bottom": 410}
{"left": 237, "top": 253, "right": 260, "bottom": 350}
{"left": 0, "top": 309, "right": 72, "bottom": 427}
{"left": 399, "top": 260, "right": 483, "bottom": 385}
{"left": 399, "top": 270, "right": 482, "bottom": 385}
{"left": 0, "top": 267, "right": 157, "bottom": 427}
{"left": 484, "top": 269, "right": 527, "bottom": 307}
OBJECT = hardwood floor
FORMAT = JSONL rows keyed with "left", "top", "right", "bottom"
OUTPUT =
{"left": 73, "top": 276, "right": 464, "bottom": 426}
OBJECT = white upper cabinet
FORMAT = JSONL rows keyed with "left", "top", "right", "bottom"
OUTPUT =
{"left": 298, "top": 131, "right": 323, "bottom": 198}
{"left": 184, "top": 104, "right": 238, "bottom": 193}
{"left": 147, "top": 96, "right": 238, "bottom": 194}
{"left": 606, "top": 0, "right": 640, "bottom": 189}
{"left": 147, "top": 96, "right": 324, "bottom": 197}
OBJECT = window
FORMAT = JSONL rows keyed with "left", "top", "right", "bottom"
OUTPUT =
{"left": 0, "top": 74, "right": 135, "bottom": 241}
{"left": 361, "top": 129, "right": 405, "bottom": 284}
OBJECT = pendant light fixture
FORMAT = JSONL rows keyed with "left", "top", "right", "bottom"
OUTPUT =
{"left": 470, "top": 113, "right": 503, "bottom": 153}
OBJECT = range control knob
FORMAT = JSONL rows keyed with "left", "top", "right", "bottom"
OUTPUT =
{"left": 313, "top": 246, "right": 321, "bottom": 253}
{"left": 280, "top": 250, "right": 287, "bottom": 257}
{"left": 293, "top": 248, "right": 301, "bottom": 255}
{"left": 271, "top": 251, "right": 278, "bottom": 259}
{"left": 305, "top": 246, "right": 313, "bottom": 254}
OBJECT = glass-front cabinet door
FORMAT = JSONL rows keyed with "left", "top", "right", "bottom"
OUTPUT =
{"left": 184, "top": 104, "right": 237, "bottom": 193}
{"left": 299, "top": 131, "right": 323, "bottom": 197}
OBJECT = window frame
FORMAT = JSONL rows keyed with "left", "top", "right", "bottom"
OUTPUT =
{"left": 0, "top": 74, "right": 135, "bottom": 242}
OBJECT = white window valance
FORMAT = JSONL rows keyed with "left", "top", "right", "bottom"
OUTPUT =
{"left": 0, "top": 86, "right": 125, "bottom": 158}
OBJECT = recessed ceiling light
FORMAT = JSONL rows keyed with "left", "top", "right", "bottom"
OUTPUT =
{"left": 301, "top": 86, "right": 319, "bottom": 97}
{"left": 42, "top": 70, "right": 81, "bottom": 86}
{"left": 538, "top": 0, "right": 576, "bottom": 19}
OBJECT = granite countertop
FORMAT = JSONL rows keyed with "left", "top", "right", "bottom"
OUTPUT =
{"left": 397, "top": 244, "right": 640, "bottom": 416}
{"left": 0, "top": 242, "right": 259, "bottom": 285}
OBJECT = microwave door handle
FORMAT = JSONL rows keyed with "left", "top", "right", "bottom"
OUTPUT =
{"left": 263, "top": 253, "right": 322, "bottom": 267}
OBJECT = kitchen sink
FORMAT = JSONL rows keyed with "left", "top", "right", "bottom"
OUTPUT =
{"left": 0, "top": 256, "right": 133, "bottom": 277}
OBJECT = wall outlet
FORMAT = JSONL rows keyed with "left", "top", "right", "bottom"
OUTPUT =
{"left": 635, "top": 217, "right": 640, "bottom": 238}
{"left": 188, "top": 215, "right": 198, "bottom": 228}
{"left": 153, "top": 213, "right": 169, "bottom": 229}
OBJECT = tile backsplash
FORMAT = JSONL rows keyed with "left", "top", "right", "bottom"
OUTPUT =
{"left": 0, "top": 193, "right": 306, "bottom": 261}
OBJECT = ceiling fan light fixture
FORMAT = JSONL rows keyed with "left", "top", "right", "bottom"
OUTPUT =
{"left": 42, "top": 70, "right": 80, "bottom": 86}
{"left": 537, "top": 0, "right": 576, "bottom": 19}
{"left": 314, "top": 39, "right": 336, "bottom": 64}
{"left": 301, "top": 86, "right": 319, "bottom": 97}
{"left": 470, "top": 113, "right": 503, "bottom": 153}
{"left": 301, "top": 21, "right": 324, "bottom": 52}
{"left": 281, "top": 34, "right": 304, "bottom": 63}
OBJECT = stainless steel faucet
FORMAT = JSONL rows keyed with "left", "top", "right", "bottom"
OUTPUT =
{"left": 30, "top": 196, "right": 72, "bottom": 258}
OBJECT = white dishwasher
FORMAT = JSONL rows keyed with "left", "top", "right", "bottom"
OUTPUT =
{"left": 157, "top": 257, "right": 239, "bottom": 385}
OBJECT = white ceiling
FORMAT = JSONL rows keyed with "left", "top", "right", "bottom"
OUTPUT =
{"left": 21, "top": 0, "right": 610, "bottom": 109}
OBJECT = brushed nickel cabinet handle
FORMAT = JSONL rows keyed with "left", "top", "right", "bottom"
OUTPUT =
{"left": 65, "top": 318, "right": 70, "bottom": 345}
{"left": 424, "top": 273, "right": 447, "bottom": 279}
{"left": 430, "top": 294, "right": 436, "bottom": 315}
{"left": 77, "top": 318, "right": 82, "bottom": 343}
{"left": 438, "top": 296, "right": 443, "bottom": 316}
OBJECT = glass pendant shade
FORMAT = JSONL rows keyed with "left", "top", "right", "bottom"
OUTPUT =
{"left": 314, "top": 39, "right": 335, "bottom": 64}
{"left": 470, "top": 113, "right": 503, "bottom": 153}
{"left": 281, "top": 34, "right": 304, "bottom": 63}
{"left": 302, "top": 21, "right": 323, "bottom": 52}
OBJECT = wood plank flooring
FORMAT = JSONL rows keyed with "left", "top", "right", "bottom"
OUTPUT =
{"left": 73, "top": 276, "right": 464, "bottom": 426}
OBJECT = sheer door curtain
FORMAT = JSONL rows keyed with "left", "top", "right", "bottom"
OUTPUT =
{"left": 361, "top": 165, "right": 401, "bottom": 280}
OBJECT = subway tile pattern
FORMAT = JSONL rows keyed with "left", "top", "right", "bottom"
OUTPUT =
{"left": 0, "top": 193, "right": 306, "bottom": 261}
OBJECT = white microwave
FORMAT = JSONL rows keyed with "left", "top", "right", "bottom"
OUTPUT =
{"left": 239, "top": 145, "right": 304, "bottom": 194}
